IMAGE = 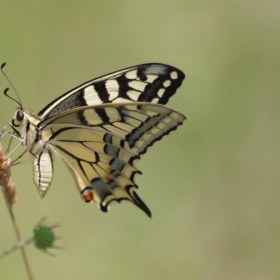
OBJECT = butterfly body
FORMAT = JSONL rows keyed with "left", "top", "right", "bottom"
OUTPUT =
{"left": 10, "top": 63, "right": 186, "bottom": 217}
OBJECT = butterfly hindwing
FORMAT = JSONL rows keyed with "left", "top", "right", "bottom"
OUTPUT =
{"left": 37, "top": 63, "right": 185, "bottom": 119}
{"left": 41, "top": 103, "right": 185, "bottom": 216}
{"left": 40, "top": 102, "right": 186, "bottom": 157}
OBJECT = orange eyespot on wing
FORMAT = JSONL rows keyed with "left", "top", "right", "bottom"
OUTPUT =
{"left": 81, "top": 187, "right": 94, "bottom": 203}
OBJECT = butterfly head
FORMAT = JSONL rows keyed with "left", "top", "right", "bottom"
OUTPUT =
{"left": 11, "top": 108, "right": 42, "bottom": 150}
{"left": 10, "top": 108, "right": 31, "bottom": 142}
{"left": 12, "top": 109, "right": 25, "bottom": 128}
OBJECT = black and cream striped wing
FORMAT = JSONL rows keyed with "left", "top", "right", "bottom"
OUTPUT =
{"left": 37, "top": 63, "right": 185, "bottom": 119}
{"left": 41, "top": 103, "right": 186, "bottom": 216}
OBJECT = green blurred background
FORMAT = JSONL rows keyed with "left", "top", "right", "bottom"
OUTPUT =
{"left": 0, "top": 1, "right": 280, "bottom": 279}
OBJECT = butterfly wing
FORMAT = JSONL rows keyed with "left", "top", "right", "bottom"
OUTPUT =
{"left": 37, "top": 63, "right": 185, "bottom": 119}
{"left": 40, "top": 103, "right": 186, "bottom": 216}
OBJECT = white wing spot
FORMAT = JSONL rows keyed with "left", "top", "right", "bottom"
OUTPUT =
{"left": 84, "top": 86, "right": 103, "bottom": 105}
{"left": 151, "top": 128, "right": 160, "bottom": 134}
{"left": 143, "top": 133, "right": 152, "bottom": 140}
{"left": 108, "top": 91, "right": 118, "bottom": 101}
{"left": 170, "top": 71, "right": 178, "bottom": 79}
{"left": 163, "top": 80, "right": 171, "bottom": 88}
{"left": 125, "top": 70, "right": 137, "bottom": 79}
{"left": 157, "top": 88, "right": 165, "bottom": 98}
{"left": 151, "top": 97, "right": 159, "bottom": 103}
{"left": 158, "top": 122, "right": 166, "bottom": 129}
{"left": 136, "top": 140, "right": 145, "bottom": 148}
{"left": 171, "top": 112, "right": 179, "bottom": 119}
{"left": 164, "top": 117, "right": 172, "bottom": 123}
{"left": 84, "top": 85, "right": 94, "bottom": 93}
{"left": 128, "top": 81, "right": 147, "bottom": 92}
{"left": 105, "top": 79, "right": 119, "bottom": 101}
{"left": 127, "top": 90, "right": 141, "bottom": 101}
{"left": 105, "top": 79, "right": 119, "bottom": 90}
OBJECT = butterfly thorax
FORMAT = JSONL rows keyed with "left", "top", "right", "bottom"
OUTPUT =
{"left": 13, "top": 109, "right": 44, "bottom": 154}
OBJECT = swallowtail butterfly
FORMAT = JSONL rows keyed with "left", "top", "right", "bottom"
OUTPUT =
{"left": 2, "top": 63, "right": 185, "bottom": 217}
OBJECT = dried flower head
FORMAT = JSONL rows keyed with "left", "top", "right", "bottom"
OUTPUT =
{"left": 0, "top": 144, "right": 19, "bottom": 205}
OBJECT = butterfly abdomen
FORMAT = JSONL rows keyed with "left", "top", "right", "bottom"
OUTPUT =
{"left": 33, "top": 150, "right": 53, "bottom": 198}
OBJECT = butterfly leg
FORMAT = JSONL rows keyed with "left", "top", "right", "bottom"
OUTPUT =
{"left": 1, "top": 142, "right": 22, "bottom": 162}
{"left": 11, "top": 150, "right": 27, "bottom": 165}
{"left": 0, "top": 123, "right": 23, "bottom": 163}
{"left": 0, "top": 124, "right": 9, "bottom": 141}
{"left": 0, "top": 122, "right": 22, "bottom": 142}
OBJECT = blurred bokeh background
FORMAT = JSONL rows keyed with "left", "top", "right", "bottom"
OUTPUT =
{"left": 0, "top": 1, "right": 280, "bottom": 279}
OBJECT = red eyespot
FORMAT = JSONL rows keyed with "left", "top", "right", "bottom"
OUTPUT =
{"left": 81, "top": 188, "right": 94, "bottom": 203}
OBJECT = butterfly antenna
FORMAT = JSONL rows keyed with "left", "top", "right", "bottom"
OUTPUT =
{"left": 1, "top": 63, "right": 23, "bottom": 109}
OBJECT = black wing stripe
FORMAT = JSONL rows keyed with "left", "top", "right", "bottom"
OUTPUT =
{"left": 93, "top": 82, "right": 110, "bottom": 103}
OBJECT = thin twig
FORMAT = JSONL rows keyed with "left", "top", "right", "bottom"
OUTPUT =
{"left": 0, "top": 237, "right": 34, "bottom": 259}
{"left": 4, "top": 199, "right": 34, "bottom": 280}
{"left": 0, "top": 144, "right": 34, "bottom": 280}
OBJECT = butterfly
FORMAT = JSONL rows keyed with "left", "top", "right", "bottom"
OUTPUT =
{"left": 2, "top": 63, "right": 186, "bottom": 217}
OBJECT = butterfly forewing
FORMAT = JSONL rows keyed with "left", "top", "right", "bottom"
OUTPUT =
{"left": 37, "top": 63, "right": 185, "bottom": 119}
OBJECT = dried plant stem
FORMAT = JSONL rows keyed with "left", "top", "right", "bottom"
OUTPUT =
{"left": 4, "top": 200, "right": 34, "bottom": 280}
{"left": 0, "top": 145, "right": 34, "bottom": 280}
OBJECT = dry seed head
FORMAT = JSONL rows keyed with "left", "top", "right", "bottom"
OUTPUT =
{"left": 0, "top": 144, "right": 19, "bottom": 205}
